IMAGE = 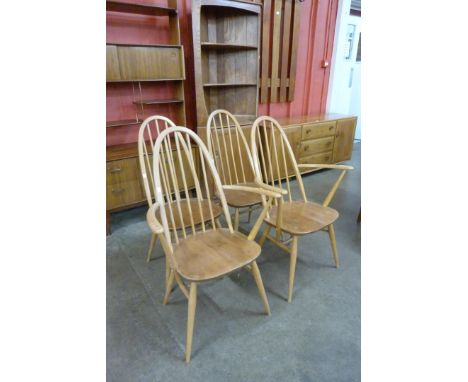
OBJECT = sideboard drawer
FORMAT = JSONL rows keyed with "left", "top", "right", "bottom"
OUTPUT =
{"left": 299, "top": 136, "right": 334, "bottom": 157}
{"left": 299, "top": 151, "right": 333, "bottom": 166}
{"left": 106, "top": 158, "right": 145, "bottom": 209}
{"left": 301, "top": 121, "right": 336, "bottom": 140}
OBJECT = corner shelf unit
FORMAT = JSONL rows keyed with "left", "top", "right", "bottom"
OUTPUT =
{"left": 106, "top": 0, "right": 186, "bottom": 130}
{"left": 192, "top": 0, "right": 261, "bottom": 126}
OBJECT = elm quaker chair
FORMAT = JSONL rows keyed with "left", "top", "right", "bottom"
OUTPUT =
{"left": 145, "top": 125, "right": 282, "bottom": 362}
{"left": 206, "top": 110, "right": 263, "bottom": 231}
{"left": 138, "top": 116, "right": 224, "bottom": 266}
{"left": 250, "top": 116, "right": 354, "bottom": 303}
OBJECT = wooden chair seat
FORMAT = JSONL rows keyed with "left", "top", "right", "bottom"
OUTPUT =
{"left": 222, "top": 182, "right": 264, "bottom": 208}
{"left": 156, "top": 198, "right": 223, "bottom": 230}
{"left": 173, "top": 229, "right": 261, "bottom": 282}
{"left": 264, "top": 201, "right": 339, "bottom": 236}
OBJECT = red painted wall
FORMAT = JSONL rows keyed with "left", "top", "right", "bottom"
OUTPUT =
{"left": 106, "top": 0, "right": 338, "bottom": 146}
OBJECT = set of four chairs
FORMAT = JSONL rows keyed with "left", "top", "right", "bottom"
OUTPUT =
{"left": 137, "top": 110, "right": 353, "bottom": 362}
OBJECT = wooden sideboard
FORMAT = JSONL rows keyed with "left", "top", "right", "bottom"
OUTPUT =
{"left": 275, "top": 113, "right": 357, "bottom": 176}
{"left": 106, "top": 142, "right": 199, "bottom": 234}
{"left": 198, "top": 113, "right": 357, "bottom": 182}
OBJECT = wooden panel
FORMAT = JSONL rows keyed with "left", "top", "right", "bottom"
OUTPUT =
{"left": 287, "top": 0, "right": 301, "bottom": 101}
{"left": 279, "top": 0, "right": 293, "bottom": 102}
{"left": 259, "top": 0, "right": 303, "bottom": 103}
{"left": 299, "top": 136, "right": 334, "bottom": 157}
{"left": 333, "top": 117, "right": 357, "bottom": 162}
{"left": 260, "top": 0, "right": 272, "bottom": 103}
{"left": 299, "top": 151, "right": 333, "bottom": 166}
{"left": 301, "top": 121, "right": 336, "bottom": 140}
{"left": 116, "top": 46, "right": 184, "bottom": 80}
{"left": 269, "top": 0, "right": 282, "bottom": 102}
{"left": 106, "top": 158, "right": 145, "bottom": 210}
{"left": 106, "top": 45, "right": 121, "bottom": 81}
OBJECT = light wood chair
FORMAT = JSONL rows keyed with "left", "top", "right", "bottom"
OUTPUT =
{"left": 146, "top": 125, "right": 281, "bottom": 362}
{"left": 138, "top": 116, "right": 223, "bottom": 263}
{"left": 251, "top": 116, "right": 354, "bottom": 302}
{"left": 206, "top": 110, "right": 263, "bottom": 231}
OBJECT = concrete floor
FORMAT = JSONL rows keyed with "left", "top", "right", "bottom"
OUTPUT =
{"left": 107, "top": 142, "right": 360, "bottom": 382}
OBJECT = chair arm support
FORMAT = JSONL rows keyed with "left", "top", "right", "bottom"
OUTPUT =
{"left": 222, "top": 184, "right": 282, "bottom": 199}
{"left": 322, "top": 170, "right": 348, "bottom": 207}
{"left": 297, "top": 163, "right": 354, "bottom": 171}
{"left": 146, "top": 203, "right": 164, "bottom": 234}
{"left": 253, "top": 179, "right": 288, "bottom": 195}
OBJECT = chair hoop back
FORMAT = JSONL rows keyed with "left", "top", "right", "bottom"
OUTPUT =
{"left": 152, "top": 126, "right": 234, "bottom": 248}
{"left": 206, "top": 109, "right": 255, "bottom": 185}
{"left": 251, "top": 116, "right": 307, "bottom": 202}
{"left": 138, "top": 116, "right": 177, "bottom": 208}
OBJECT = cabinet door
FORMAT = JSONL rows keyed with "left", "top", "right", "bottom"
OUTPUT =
{"left": 333, "top": 117, "right": 357, "bottom": 163}
{"left": 106, "top": 158, "right": 145, "bottom": 210}
{"left": 117, "top": 46, "right": 184, "bottom": 80}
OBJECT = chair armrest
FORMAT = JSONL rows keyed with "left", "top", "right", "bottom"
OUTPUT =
{"left": 146, "top": 203, "right": 164, "bottom": 234}
{"left": 253, "top": 179, "right": 288, "bottom": 195}
{"left": 222, "top": 184, "right": 282, "bottom": 199}
{"left": 297, "top": 163, "right": 354, "bottom": 171}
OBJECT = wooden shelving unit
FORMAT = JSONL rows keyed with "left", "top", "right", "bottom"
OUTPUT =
{"left": 106, "top": 0, "right": 187, "bottom": 225}
{"left": 192, "top": 0, "right": 261, "bottom": 126}
{"left": 106, "top": 0, "right": 186, "bottom": 129}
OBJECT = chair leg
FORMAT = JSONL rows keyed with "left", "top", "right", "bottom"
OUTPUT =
{"left": 258, "top": 225, "right": 271, "bottom": 247}
{"left": 163, "top": 269, "right": 175, "bottom": 305}
{"left": 288, "top": 236, "right": 298, "bottom": 303}
{"left": 247, "top": 206, "right": 252, "bottom": 223}
{"left": 328, "top": 224, "right": 340, "bottom": 268}
{"left": 215, "top": 218, "right": 222, "bottom": 229}
{"left": 146, "top": 233, "right": 157, "bottom": 262}
{"left": 250, "top": 261, "right": 271, "bottom": 315}
{"left": 234, "top": 208, "right": 240, "bottom": 231}
{"left": 185, "top": 282, "right": 198, "bottom": 363}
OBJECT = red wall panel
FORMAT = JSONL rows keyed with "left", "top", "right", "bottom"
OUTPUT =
{"left": 106, "top": 0, "right": 338, "bottom": 146}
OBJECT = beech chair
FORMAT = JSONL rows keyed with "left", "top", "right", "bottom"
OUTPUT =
{"left": 250, "top": 116, "right": 354, "bottom": 302}
{"left": 206, "top": 110, "right": 263, "bottom": 231}
{"left": 146, "top": 125, "right": 281, "bottom": 362}
{"left": 138, "top": 116, "right": 223, "bottom": 264}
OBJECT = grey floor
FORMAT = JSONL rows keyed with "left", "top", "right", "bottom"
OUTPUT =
{"left": 107, "top": 142, "right": 361, "bottom": 382}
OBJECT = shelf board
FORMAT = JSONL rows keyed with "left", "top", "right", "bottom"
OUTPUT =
{"left": 106, "top": 1, "right": 177, "bottom": 16}
{"left": 203, "top": 82, "right": 257, "bottom": 87}
{"left": 107, "top": 78, "right": 184, "bottom": 83}
{"left": 201, "top": 42, "right": 258, "bottom": 50}
{"left": 106, "top": 119, "right": 143, "bottom": 128}
{"left": 132, "top": 99, "right": 184, "bottom": 106}
{"left": 106, "top": 42, "right": 181, "bottom": 48}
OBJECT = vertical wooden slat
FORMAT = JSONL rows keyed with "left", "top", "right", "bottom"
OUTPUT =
{"left": 288, "top": 0, "right": 302, "bottom": 101}
{"left": 279, "top": 0, "right": 293, "bottom": 102}
{"left": 260, "top": 0, "right": 272, "bottom": 103}
{"left": 270, "top": 0, "right": 282, "bottom": 102}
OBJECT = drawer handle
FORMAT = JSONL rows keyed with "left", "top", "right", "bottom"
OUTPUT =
{"left": 109, "top": 167, "right": 122, "bottom": 173}
{"left": 112, "top": 187, "right": 125, "bottom": 194}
